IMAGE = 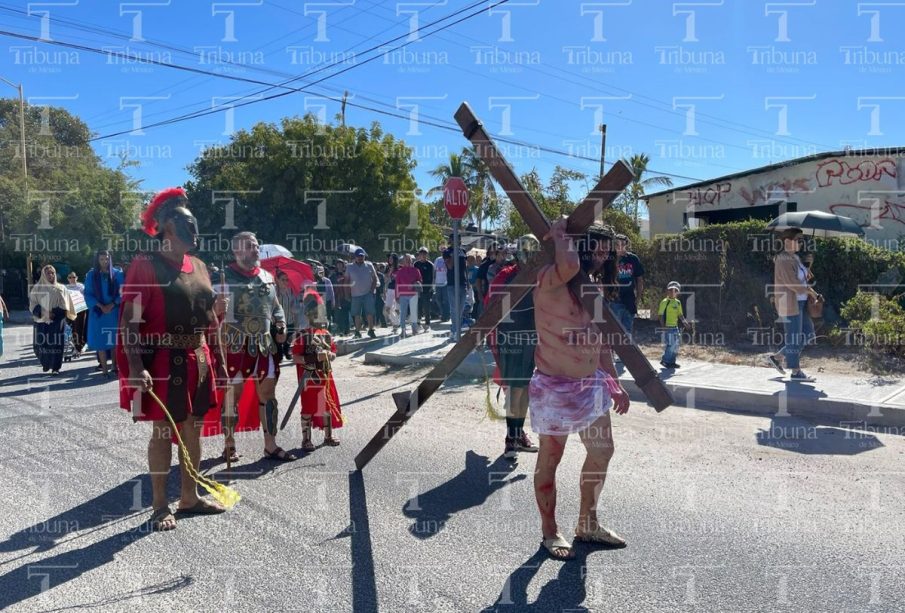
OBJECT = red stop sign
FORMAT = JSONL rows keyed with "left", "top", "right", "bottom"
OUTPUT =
{"left": 443, "top": 177, "right": 469, "bottom": 220}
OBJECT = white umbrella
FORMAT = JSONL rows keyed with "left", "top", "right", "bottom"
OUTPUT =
{"left": 258, "top": 244, "right": 293, "bottom": 259}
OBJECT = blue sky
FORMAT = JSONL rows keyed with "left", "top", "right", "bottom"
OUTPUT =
{"left": 2, "top": 0, "right": 904, "bottom": 223}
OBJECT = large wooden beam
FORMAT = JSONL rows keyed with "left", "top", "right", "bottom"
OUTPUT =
{"left": 455, "top": 102, "right": 671, "bottom": 410}
{"left": 354, "top": 265, "right": 539, "bottom": 470}
{"left": 353, "top": 103, "right": 673, "bottom": 471}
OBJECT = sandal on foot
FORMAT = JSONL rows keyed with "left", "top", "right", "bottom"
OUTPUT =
{"left": 149, "top": 506, "right": 176, "bottom": 532}
{"left": 574, "top": 525, "right": 626, "bottom": 548}
{"left": 222, "top": 446, "right": 240, "bottom": 463}
{"left": 301, "top": 440, "right": 315, "bottom": 452}
{"left": 176, "top": 498, "right": 226, "bottom": 516}
{"left": 324, "top": 437, "right": 340, "bottom": 447}
{"left": 541, "top": 533, "right": 574, "bottom": 560}
{"left": 264, "top": 446, "right": 297, "bottom": 462}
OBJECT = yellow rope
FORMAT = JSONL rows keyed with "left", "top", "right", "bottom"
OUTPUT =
{"left": 478, "top": 343, "right": 506, "bottom": 422}
{"left": 148, "top": 390, "right": 241, "bottom": 509}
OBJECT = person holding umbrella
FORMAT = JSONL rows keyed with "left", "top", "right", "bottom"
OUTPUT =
{"left": 767, "top": 228, "right": 818, "bottom": 382}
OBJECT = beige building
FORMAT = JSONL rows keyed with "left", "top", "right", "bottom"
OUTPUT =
{"left": 644, "top": 148, "right": 905, "bottom": 251}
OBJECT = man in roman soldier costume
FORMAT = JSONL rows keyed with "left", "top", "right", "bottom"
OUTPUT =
{"left": 117, "top": 187, "right": 226, "bottom": 531}
{"left": 291, "top": 290, "right": 343, "bottom": 451}
{"left": 219, "top": 231, "right": 296, "bottom": 462}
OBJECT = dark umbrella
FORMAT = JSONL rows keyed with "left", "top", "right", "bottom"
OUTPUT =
{"left": 766, "top": 211, "right": 865, "bottom": 238}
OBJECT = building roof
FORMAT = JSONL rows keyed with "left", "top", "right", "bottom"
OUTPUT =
{"left": 643, "top": 147, "right": 905, "bottom": 200}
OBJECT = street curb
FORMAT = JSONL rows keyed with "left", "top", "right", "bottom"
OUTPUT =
{"left": 364, "top": 349, "right": 905, "bottom": 429}
{"left": 619, "top": 377, "right": 905, "bottom": 428}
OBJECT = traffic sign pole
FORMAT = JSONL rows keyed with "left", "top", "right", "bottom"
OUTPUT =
{"left": 443, "top": 176, "right": 469, "bottom": 342}
{"left": 453, "top": 219, "right": 461, "bottom": 341}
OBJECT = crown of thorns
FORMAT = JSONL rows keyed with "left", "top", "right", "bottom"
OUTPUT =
{"left": 582, "top": 223, "right": 616, "bottom": 239}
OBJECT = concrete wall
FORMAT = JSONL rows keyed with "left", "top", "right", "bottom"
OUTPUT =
{"left": 648, "top": 154, "right": 905, "bottom": 250}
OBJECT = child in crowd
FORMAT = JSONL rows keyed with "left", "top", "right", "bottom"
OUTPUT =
{"left": 292, "top": 292, "right": 343, "bottom": 450}
{"left": 658, "top": 281, "right": 685, "bottom": 369}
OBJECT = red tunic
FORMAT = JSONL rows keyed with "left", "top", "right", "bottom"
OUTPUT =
{"left": 291, "top": 328, "right": 343, "bottom": 430}
{"left": 116, "top": 253, "right": 217, "bottom": 423}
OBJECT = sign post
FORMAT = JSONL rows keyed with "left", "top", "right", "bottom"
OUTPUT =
{"left": 443, "top": 177, "right": 469, "bottom": 341}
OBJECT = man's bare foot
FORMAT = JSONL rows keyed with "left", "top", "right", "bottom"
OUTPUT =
{"left": 150, "top": 506, "right": 176, "bottom": 531}
{"left": 542, "top": 533, "right": 574, "bottom": 560}
{"left": 177, "top": 498, "right": 226, "bottom": 515}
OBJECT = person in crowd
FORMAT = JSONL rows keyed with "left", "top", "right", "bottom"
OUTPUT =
{"left": 375, "top": 263, "right": 387, "bottom": 327}
{"left": 292, "top": 292, "right": 343, "bottom": 451}
{"left": 530, "top": 218, "right": 630, "bottom": 560}
{"left": 330, "top": 260, "right": 351, "bottom": 336}
{"left": 466, "top": 254, "right": 479, "bottom": 320}
{"left": 0, "top": 293, "right": 8, "bottom": 361}
{"left": 276, "top": 271, "right": 300, "bottom": 361}
{"left": 658, "top": 281, "right": 685, "bottom": 369}
{"left": 347, "top": 247, "right": 379, "bottom": 339}
{"left": 767, "top": 228, "right": 818, "bottom": 382}
{"left": 315, "top": 265, "right": 335, "bottom": 328}
{"left": 486, "top": 244, "right": 507, "bottom": 288}
{"left": 395, "top": 254, "right": 423, "bottom": 338}
{"left": 414, "top": 247, "right": 434, "bottom": 332}
{"left": 117, "top": 186, "right": 226, "bottom": 531}
{"left": 433, "top": 247, "right": 450, "bottom": 322}
{"left": 443, "top": 237, "right": 468, "bottom": 338}
{"left": 611, "top": 234, "right": 645, "bottom": 339}
{"left": 29, "top": 265, "right": 76, "bottom": 375}
{"left": 473, "top": 245, "right": 498, "bottom": 320}
{"left": 220, "top": 231, "right": 295, "bottom": 463}
{"left": 384, "top": 253, "right": 400, "bottom": 333}
{"left": 485, "top": 237, "right": 539, "bottom": 460}
{"left": 84, "top": 250, "right": 124, "bottom": 379}
{"left": 65, "top": 270, "right": 87, "bottom": 359}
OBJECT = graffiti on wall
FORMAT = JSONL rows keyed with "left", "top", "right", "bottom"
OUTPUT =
{"left": 815, "top": 158, "right": 897, "bottom": 188}
{"left": 739, "top": 178, "right": 812, "bottom": 207}
{"left": 685, "top": 182, "right": 731, "bottom": 207}
{"left": 830, "top": 199, "right": 905, "bottom": 227}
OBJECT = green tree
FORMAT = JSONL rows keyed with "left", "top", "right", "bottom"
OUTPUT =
{"left": 504, "top": 166, "right": 591, "bottom": 238}
{"left": 614, "top": 153, "right": 673, "bottom": 226}
{"left": 0, "top": 98, "right": 139, "bottom": 272}
{"left": 185, "top": 114, "right": 440, "bottom": 261}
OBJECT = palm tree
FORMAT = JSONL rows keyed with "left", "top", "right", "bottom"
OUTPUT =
{"left": 622, "top": 153, "right": 673, "bottom": 226}
{"left": 461, "top": 146, "right": 500, "bottom": 233}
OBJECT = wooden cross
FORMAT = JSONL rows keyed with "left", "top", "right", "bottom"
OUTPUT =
{"left": 354, "top": 103, "right": 673, "bottom": 470}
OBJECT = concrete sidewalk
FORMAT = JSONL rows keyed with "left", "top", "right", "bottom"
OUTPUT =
{"left": 363, "top": 325, "right": 905, "bottom": 428}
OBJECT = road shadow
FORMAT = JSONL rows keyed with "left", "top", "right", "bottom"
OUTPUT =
{"left": 0, "top": 364, "right": 116, "bottom": 396}
{"left": 40, "top": 575, "right": 193, "bottom": 612}
{"left": 347, "top": 471, "right": 378, "bottom": 613}
{"left": 0, "top": 526, "right": 155, "bottom": 610}
{"left": 0, "top": 470, "right": 189, "bottom": 610}
{"left": 0, "top": 471, "right": 179, "bottom": 558}
{"left": 756, "top": 416, "right": 884, "bottom": 455}
{"left": 402, "top": 450, "right": 526, "bottom": 540}
{"left": 481, "top": 544, "right": 598, "bottom": 612}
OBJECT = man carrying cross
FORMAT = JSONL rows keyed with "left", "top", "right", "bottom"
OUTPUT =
{"left": 530, "top": 217, "right": 630, "bottom": 560}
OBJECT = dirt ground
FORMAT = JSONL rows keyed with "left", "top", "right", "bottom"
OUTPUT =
{"left": 630, "top": 318, "right": 903, "bottom": 378}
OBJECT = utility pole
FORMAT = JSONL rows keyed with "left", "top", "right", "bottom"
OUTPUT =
{"left": 0, "top": 78, "right": 27, "bottom": 242}
{"left": 341, "top": 90, "right": 348, "bottom": 126}
{"left": 598, "top": 123, "right": 607, "bottom": 180}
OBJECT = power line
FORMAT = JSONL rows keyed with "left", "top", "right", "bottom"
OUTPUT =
{"left": 0, "top": 4, "right": 704, "bottom": 181}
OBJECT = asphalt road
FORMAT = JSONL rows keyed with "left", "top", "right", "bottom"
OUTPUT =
{"left": 1, "top": 322, "right": 904, "bottom": 612}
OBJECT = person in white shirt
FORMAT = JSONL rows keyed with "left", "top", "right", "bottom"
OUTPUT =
{"left": 433, "top": 249, "right": 450, "bottom": 321}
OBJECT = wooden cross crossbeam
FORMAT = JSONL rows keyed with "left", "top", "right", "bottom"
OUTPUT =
{"left": 353, "top": 103, "right": 673, "bottom": 470}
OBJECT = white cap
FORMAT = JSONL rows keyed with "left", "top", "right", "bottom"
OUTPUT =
{"left": 667, "top": 281, "right": 681, "bottom": 291}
